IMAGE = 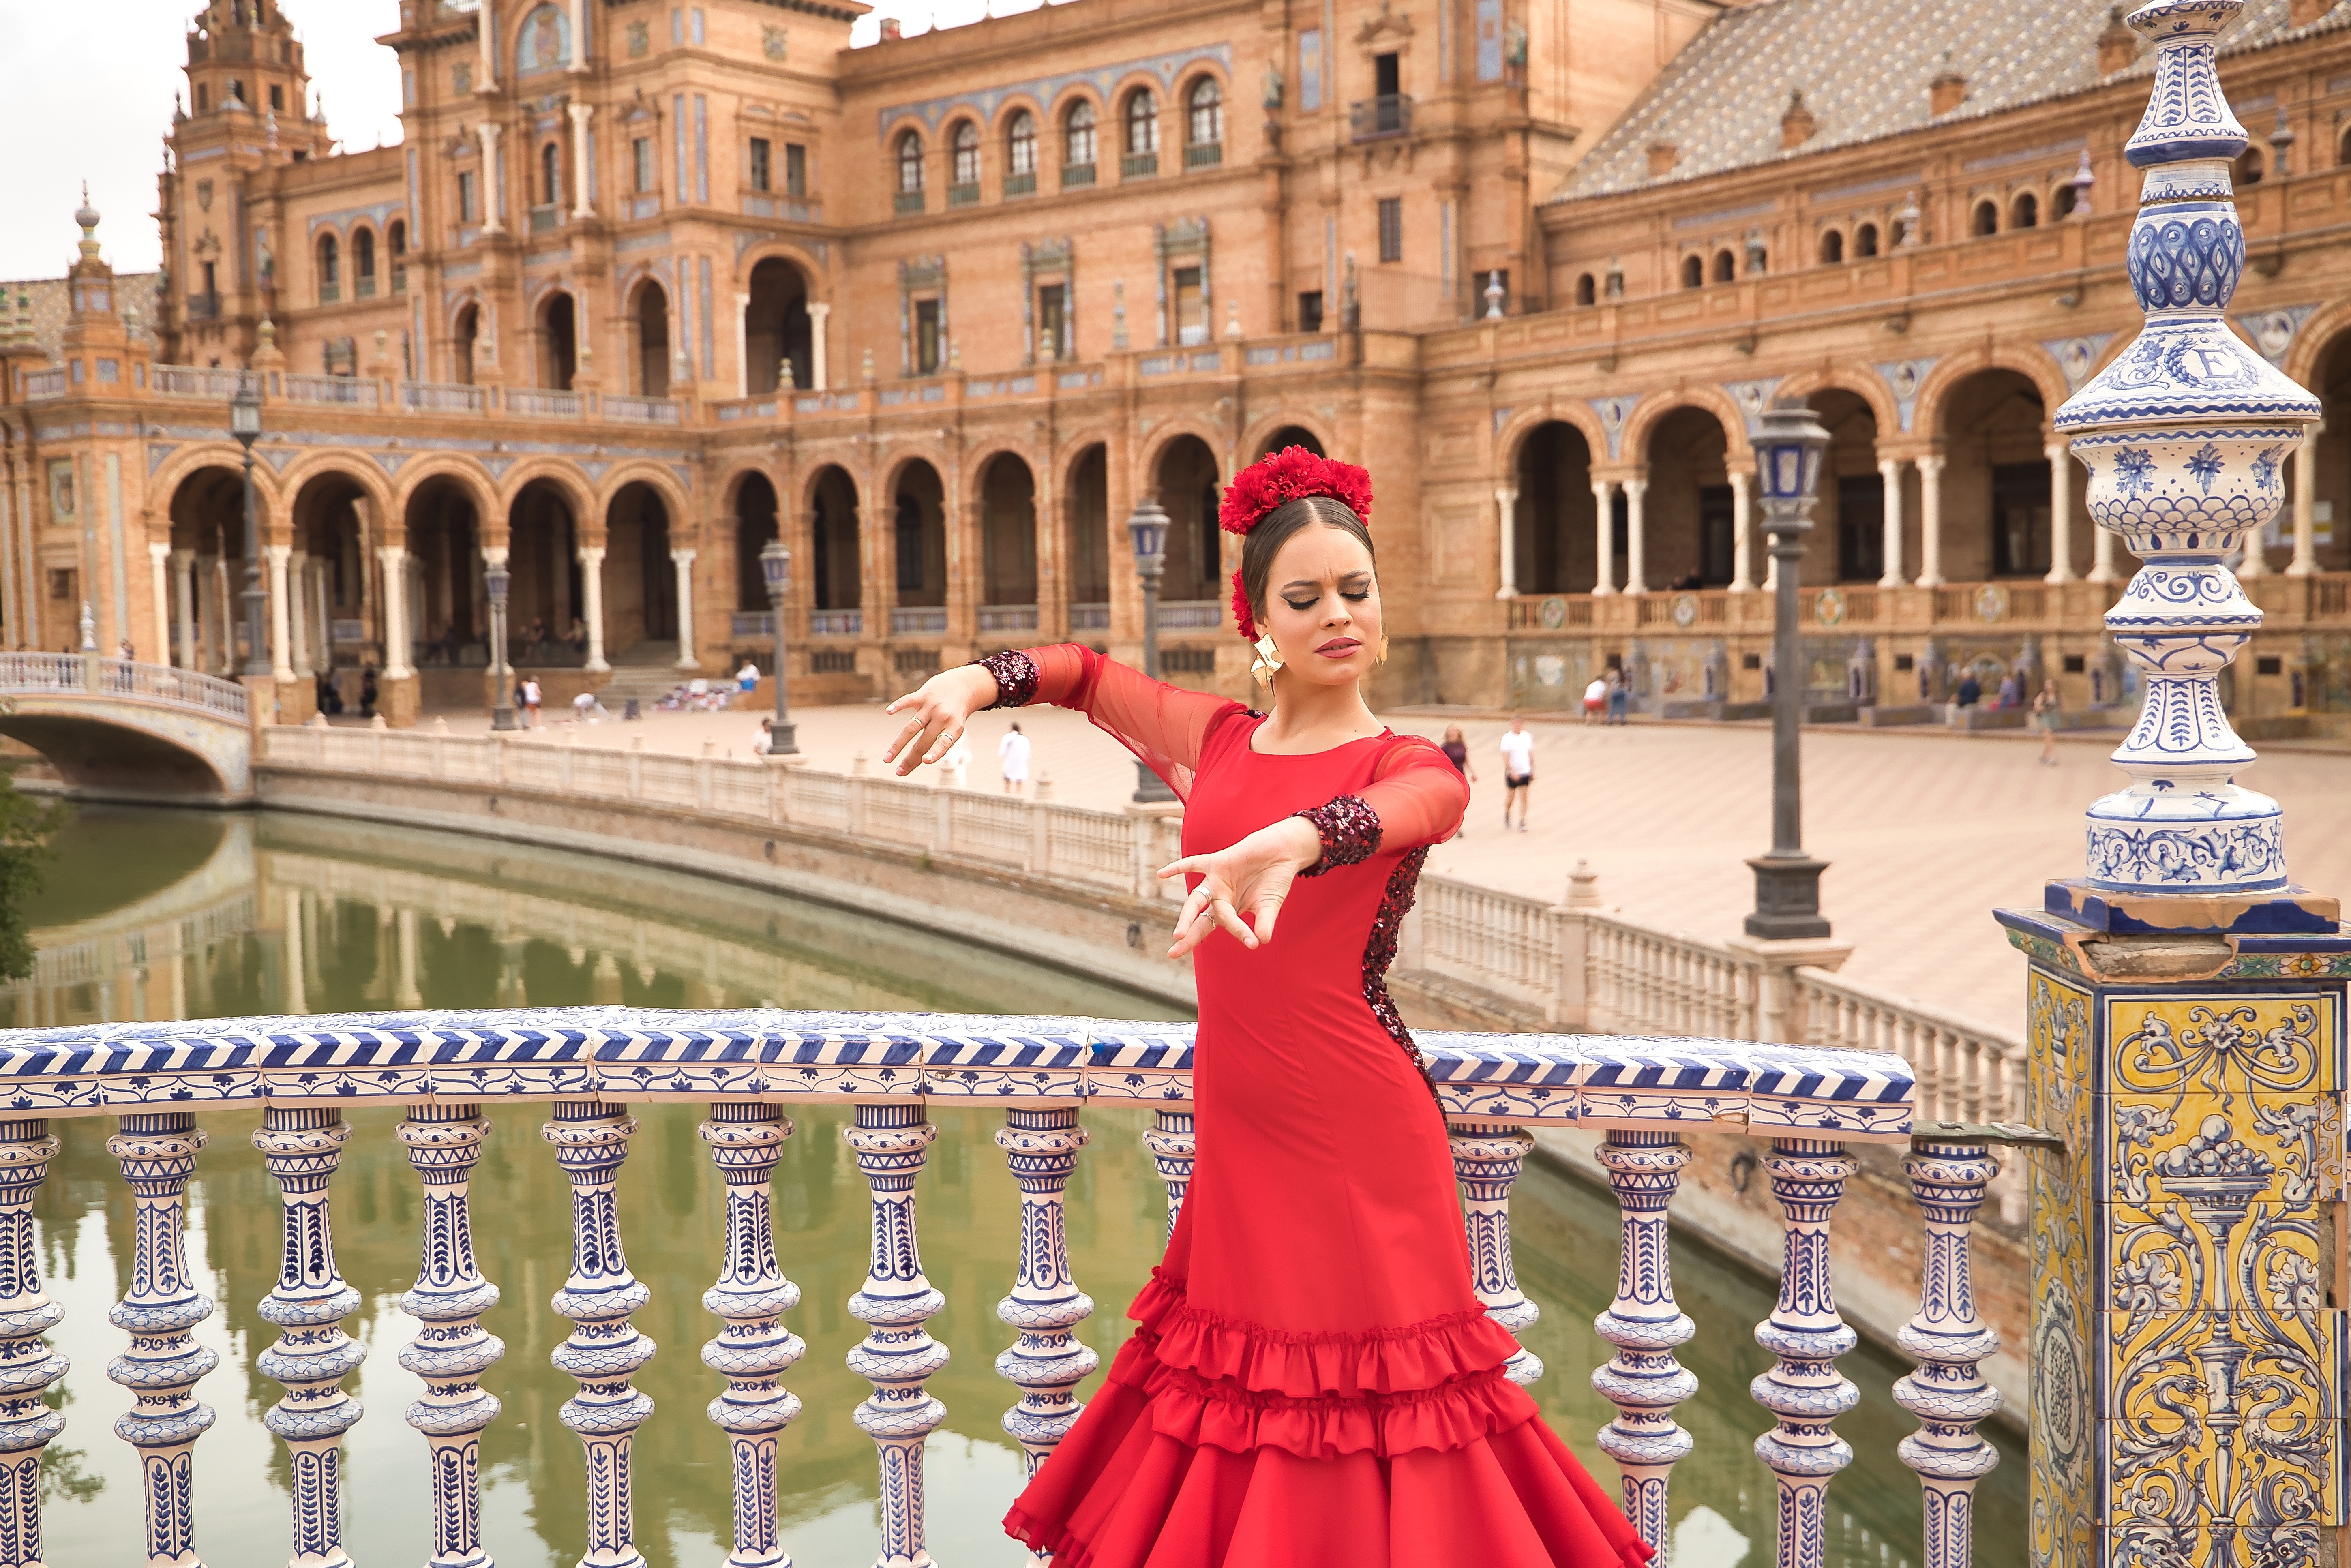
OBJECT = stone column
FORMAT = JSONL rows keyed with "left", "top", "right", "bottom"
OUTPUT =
{"left": 266, "top": 543, "right": 294, "bottom": 681}
{"left": 2088, "top": 520, "right": 2120, "bottom": 584}
{"left": 735, "top": 293, "right": 751, "bottom": 399}
{"left": 171, "top": 549, "right": 197, "bottom": 669}
{"left": 1623, "top": 476, "right": 1649, "bottom": 595}
{"left": 1914, "top": 453, "right": 1946, "bottom": 588}
{"left": 567, "top": 103, "right": 596, "bottom": 220}
{"left": 577, "top": 544, "right": 609, "bottom": 671}
{"left": 2287, "top": 427, "right": 2320, "bottom": 576}
{"left": 806, "top": 301, "right": 830, "bottom": 390}
{"left": 0, "top": 461, "right": 13, "bottom": 651}
{"left": 1591, "top": 479, "right": 1618, "bottom": 595}
{"left": 671, "top": 546, "right": 699, "bottom": 668}
{"left": 288, "top": 553, "right": 312, "bottom": 677}
{"left": 1878, "top": 458, "right": 1907, "bottom": 587}
{"left": 1493, "top": 486, "right": 1519, "bottom": 600}
{"left": 476, "top": 123, "right": 505, "bottom": 235}
{"left": 476, "top": 0, "right": 497, "bottom": 92}
{"left": 379, "top": 544, "right": 414, "bottom": 679}
{"left": 2044, "top": 441, "right": 2077, "bottom": 583}
{"left": 1731, "top": 470, "right": 1755, "bottom": 592}
{"left": 146, "top": 542, "right": 171, "bottom": 668}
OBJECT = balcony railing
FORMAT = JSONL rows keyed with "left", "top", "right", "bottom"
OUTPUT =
{"left": 947, "top": 182, "right": 980, "bottom": 207}
{"left": 977, "top": 604, "right": 1039, "bottom": 632}
{"left": 19, "top": 368, "right": 65, "bottom": 399}
{"left": 1061, "top": 163, "right": 1097, "bottom": 189}
{"left": 1005, "top": 171, "right": 1037, "bottom": 197}
{"left": 280, "top": 372, "right": 380, "bottom": 408}
{"left": 1350, "top": 94, "right": 1412, "bottom": 141}
{"left": 400, "top": 380, "right": 489, "bottom": 413}
{"left": 1184, "top": 142, "right": 1222, "bottom": 168}
{"left": 505, "top": 388, "right": 584, "bottom": 418}
{"left": 890, "top": 606, "right": 949, "bottom": 636}
{"left": 731, "top": 611, "right": 776, "bottom": 639}
{"left": 810, "top": 610, "right": 863, "bottom": 637}
{"left": 185, "top": 291, "right": 221, "bottom": 320}
{"left": 894, "top": 190, "right": 925, "bottom": 215}
{"left": 0, "top": 653, "right": 251, "bottom": 720}
{"left": 1069, "top": 602, "right": 1110, "bottom": 631}
{"left": 152, "top": 364, "right": 246, "bottom": 400}
{"left": 1156, "top": 599, "right": 1224, "bottom": 630}
{"left": 604, "top": 394, "right": 682, "bottom": 424}
{"left": 1121, "top": 152, "right": 1158, "bottom": 178}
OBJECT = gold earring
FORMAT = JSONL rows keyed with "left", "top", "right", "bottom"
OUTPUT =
{"left": 1374, "top": 634, "right": 1390, "bottom": 665}
{"left": 1252, "top": 634, "right": 1283, "bottom": 683}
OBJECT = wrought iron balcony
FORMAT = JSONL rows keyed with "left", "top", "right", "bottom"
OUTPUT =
{"left": 1349, "top": 94, "right": 1412, "bottom": 141}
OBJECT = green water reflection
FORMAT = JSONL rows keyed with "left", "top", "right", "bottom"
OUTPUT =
{"left": 5, "top": 806, "right": 2022, "bottom": 1567}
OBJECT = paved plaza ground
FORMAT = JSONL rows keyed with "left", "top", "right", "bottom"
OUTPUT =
{"left": 418, "top": 693, "right": 2351, "bottom": 1039}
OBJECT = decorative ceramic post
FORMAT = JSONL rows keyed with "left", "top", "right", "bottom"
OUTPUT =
{"left": 0, "top": 1120, "right": 66, "bottom": 1568}
{"left": 396, "top": 1105, "right": 505, "bottom": 1568}
{"left": 994, "top": 1108, "right": 1097, "bottom": 1474}
{"left": 844, "top": 1104, "right": 948, "bottom": 1568}
{"left": 1448, "top": 1121, "right": 1543, "bottom": 1386}
{"left": 699, "top": 1104, "right": 805, "bottom": 1568}
{"left": 1141, "top": 1109, "right": 1194, "bottom": 1239}
{"left": 106, "top": 1112, "right": 218, "bottom": 1568}
{"left": 252, "top": 1108, "right": 366, "bottom": 1568}
{"left": 2000, "top": 6, "right": 2344, "bottom": 1568}
{"left": 1590, "top": 1131, "right": 1697, "bottom": 1564}
{"left": 1748, "top": 1138, "right": 1858, "bottom": 1568}
{"left": 1893, "top": 1140, "right": 2001, "bottom": 1568}
{"left": 544, "top": 1101, "right": 657, "bottom": 1568}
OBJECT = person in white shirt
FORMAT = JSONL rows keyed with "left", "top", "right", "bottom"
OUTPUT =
{"left": 941, "top": 730, "right": 972, "bottom": 790}
{"left": 737, "top": 659, "right": 761, "bottom": 694}
{"left": 998, "top": 722, "right": 1031, "bottom": 794}
{"left": 1582, "top": 675, "right": 1608, "bottom": 726}
{"left": 1498, "top": 715, "right": 1535, "bottom": 831}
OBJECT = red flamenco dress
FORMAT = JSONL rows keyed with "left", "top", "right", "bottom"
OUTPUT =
{"left": 981, "top": 645, "right": 1652, "bottom": 1568}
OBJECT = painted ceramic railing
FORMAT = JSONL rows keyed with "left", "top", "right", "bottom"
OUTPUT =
{"left": 0, "top": 1005, "right": 2012, "bottom": 1568}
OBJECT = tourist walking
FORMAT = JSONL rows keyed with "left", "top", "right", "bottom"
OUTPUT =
{"left": 1582, "top": 673, "right": 1607, "bottom": 724}
{"left": 2034, "top": 677, "right": 2062, "bottom": 766}
{"left": 1498, "top": 713, "right": 1535, "bottom": 831}
{"left": 1440, "top": 722, "right": 1476, "bottom": 838}
{"left": 883, "top": 446, "right": 1649, "bottom": 1568}
{"left": 1605, "top": 664, "right": 1629, "bottom": 724}
{"left": 997, "top": 720, "right": 1030, "bottom": 794}
{"left": 520, "top": 675, "right": 542, "bottom": 728}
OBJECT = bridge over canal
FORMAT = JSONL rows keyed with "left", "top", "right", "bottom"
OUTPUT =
{"left": 0, "top": 653, "right": 255, "bottom": 803}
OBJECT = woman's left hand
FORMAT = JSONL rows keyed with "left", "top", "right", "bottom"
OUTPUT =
{"left": 1158, "top": 817, "right": 1322, "bottom": 958}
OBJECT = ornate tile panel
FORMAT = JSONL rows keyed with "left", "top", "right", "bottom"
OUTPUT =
{"left": 1416, "top": 1032, "right": 1578, "bottom": 1122}
{"left": 922, "top": 1015, "right": 1090, "bottom": 1100}
{"left": 1574, "top": 1036, "right": 1749, "bottom": 1131}
{"left": 766, "top": 1013, "right": 930, "bottom": 1098}
{"left": 588, "top": 1007, "right": 770, "bottom": 1100}
{"left": 1743, "top": 1043, "right": 1915, "bottom": 1142}
{"left": 2026, "top": 966, "right": 2096, "bottom": 1568}
{"left": 1083, "top": 1021, "right": 1195, "bottom": 1104}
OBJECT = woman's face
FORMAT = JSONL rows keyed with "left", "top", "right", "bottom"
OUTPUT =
{"left": 1260, "top": 524, "right": 1381, "bottom": 690}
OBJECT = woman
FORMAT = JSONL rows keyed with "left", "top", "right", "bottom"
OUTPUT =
{"left": 1440, "top": 722, "right": 1477, "bottom": 839}
{"left": 885, "top": 448, "right": 1650, "bottom": 1568}
{"left": 2034, "top": 676, "right": 2061, "bottom": 766}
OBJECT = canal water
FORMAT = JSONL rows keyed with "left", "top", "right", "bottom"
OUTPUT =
{"left": 4, "top": 805, "right": 2025, "bottom": 1568}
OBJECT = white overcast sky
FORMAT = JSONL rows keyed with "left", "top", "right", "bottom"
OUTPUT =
{"left": 0, "top": 0, "right": 1023, "bottom": 283}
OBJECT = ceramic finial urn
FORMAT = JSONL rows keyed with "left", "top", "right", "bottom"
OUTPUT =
{"left": 2051, "top": 0, "right": 2322, "bottom": 912}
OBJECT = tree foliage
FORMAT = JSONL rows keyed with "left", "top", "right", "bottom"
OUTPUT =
{"left": 0, "top": 758, "right": 68, "bottom": 983}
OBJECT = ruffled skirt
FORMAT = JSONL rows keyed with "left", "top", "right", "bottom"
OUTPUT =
{"left": 1005, "top": 1271, "right": 1654, "bottom": 1568}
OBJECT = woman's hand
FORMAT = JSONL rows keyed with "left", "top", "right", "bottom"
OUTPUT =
{"left": 883, "top": 665, "right": 1000, "bottom": 775}
{"left": 1158, "top": 817, "right": 1322, "bottom": 959}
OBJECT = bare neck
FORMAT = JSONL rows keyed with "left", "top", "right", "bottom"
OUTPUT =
{"left": 1255, "top": 673, "right": 1383, "bottom": 754}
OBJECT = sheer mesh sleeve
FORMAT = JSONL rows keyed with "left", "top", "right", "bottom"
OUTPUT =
{"left": 1359, "top": 735, "right": 1471, "bottom": 851}
{"left": 995, "top": 645, "right": 1245, "bottom": 802}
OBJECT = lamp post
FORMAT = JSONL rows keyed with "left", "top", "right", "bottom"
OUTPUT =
{"left": 230, "top": 376, "right": 270, "bottom": 677}
{"left": 484, "top": 555, "right": 516, "bottom": 732}
{"left": 1126, "top": 497, "right": 1174, "bottom": 804}
{"left": 1744, "top": 403, "right": 1833, "bottom": 940}
{"left": 759, "top": 537, "right": 798, "bottom": 756}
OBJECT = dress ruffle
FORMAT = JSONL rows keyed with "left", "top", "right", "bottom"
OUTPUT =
{"left": 1134, "top": 1268, "right": 1528, "bottom": 1397}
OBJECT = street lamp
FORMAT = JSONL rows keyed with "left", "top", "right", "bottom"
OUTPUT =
{"left": 1126, "top": 496, "right": 1174, "bottom": 804}
{"left": 1744, "top": 403, "right": 1833, "bottom": 940}
{"left": 759, "top": 537, "right": 798, "bottom": 756}
{"left": 484, "top": 555, "right": 516, "bottom": 732}
{"left": 230, "top": 376, "right": 270, "bottom": 677}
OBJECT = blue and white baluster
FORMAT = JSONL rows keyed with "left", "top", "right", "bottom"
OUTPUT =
{"left": 699, "top": 1105, "right": 805, "bottom": 1568}
{"left": 1448, "top": 1121, "right": 1543, "bottom": 1385}
{"left": 396, "top": 1106, "right": 505, "bottom": 1568}
{"left": 0, "top": 1121, "right": 67, "bottom": 1568}
{"left": 544, "top": 1102, "right": 657, "bottom": 1568}
{"left": 1591, "top": 1132, "right": 1698, "bottom": 1563}
{"left": 252, "top": 1109, "right": 366, "bottom": 1568}
{"left": 106, "top": 1112, "right": 218, "bottom": 1568}
{"left": 995, "top": 1108, "right": 1097, "bottom": 1475}
{"left": 1749, "top": 1138, "right": 1860, "bottom": 1568}
{"left": 844, "top": 1105, "right": 949, "bottom": 1568}
{"left": 1895, "top": 1140, "right": 2002, "bottom": 1568}
{"left": 1141, "top": 1110, "right": 1194, "bottom": 1240}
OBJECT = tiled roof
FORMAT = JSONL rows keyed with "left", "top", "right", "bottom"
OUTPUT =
{"left": 0, "top": 274, "right": 163, "bottom": 362}
{"left": 1554, "top": 0, "right": 2351, "bottom": 203}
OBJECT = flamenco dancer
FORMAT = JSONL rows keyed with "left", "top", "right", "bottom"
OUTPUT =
{"left": 885, "top": 448, "right": 1652, "bottom": 1568}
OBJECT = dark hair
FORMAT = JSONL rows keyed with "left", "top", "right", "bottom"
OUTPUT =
{"left": 1238, "top": 495, "right": 1376, "bottom": 633}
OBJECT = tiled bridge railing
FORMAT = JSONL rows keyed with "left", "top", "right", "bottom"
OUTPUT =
{"left": 0, "top": 1007, "right": 2016, "bottom": 1568}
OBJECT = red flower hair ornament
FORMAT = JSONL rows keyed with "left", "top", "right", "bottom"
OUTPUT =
{"left": 1218, "top": 446, "right": 1374, "bottom": 641}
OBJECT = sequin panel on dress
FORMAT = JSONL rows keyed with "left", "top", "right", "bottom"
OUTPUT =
{"left": 1364, "top": 845, "right": 1432, "bottom": 1071}
{"left": 971, "top": 649, "right": 1041, "bottom": 709}
{"left": 1295, "top": 794, "right": 1382, "bottom": 877}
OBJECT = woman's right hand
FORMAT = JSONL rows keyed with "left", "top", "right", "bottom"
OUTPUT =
{"left": 883, "top": 664, "right": 1001, "bottom": 775}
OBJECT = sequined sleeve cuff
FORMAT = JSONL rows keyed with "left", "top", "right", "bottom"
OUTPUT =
{"left": 970, "top": 649, "right": 1041, "bottom": 710}
{"left": 1293, "top": 794, "right": 1382, "bottom": 877}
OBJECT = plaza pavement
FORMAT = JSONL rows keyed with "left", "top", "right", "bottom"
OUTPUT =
{"left": 418, "top": 694, "right": 2351, "bottom": 1039}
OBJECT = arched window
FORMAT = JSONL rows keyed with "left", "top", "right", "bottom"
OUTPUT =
{"left": 1125, "top": 90, "right": 1159, "bottom": 158}
{"left": 1972, "top": 200, "right": 1998, "bottom": 236}
{"left": 2233, "top": 147, "right": 2265, "bottom": 186}
{"left": 388, "top": 218, "right": 406, "bottom": 256}
{"left": 1575, "top": 272, "right": 1596, "bottom": 306}
{"left": 2339, "top": 125, "right": 2351, "bottom": 169}
{"left": 1007, "top": 111, "right": 1037, "bottom": 188}
{"left": 1855, "top": 222, "right": 1880, "bottom": 257}
{"left": 897, "top": 130, "right": 924, "bottom": 193}
{"left": 195, "top": 83, "right": 209, "bottom": 112}
{"left": 1711, "top": 248, "right": 1735, "bottom": 283}
{"left": 1680, "top": 255, "right": 1703, "bottom": 289}
{"left": 1187, "top": 78, "right": 1222, "bottom": 149}
{"left": 950, "top": 121, "right": 981, "bottom": 188}
{"left": 317, "top": 233, "right": 340, "bottom": 302}
{"left": 542, "top": 141, "right": 562, "bottom": 206}
{"left": 1065, "top": 101, "right": 1098, "bottom": 170}
{"left": 1819, "top": 229, "right": 1844, "bottom": 263}
{"left": 2054, "top": 184, "right": 2079, "bottom": 218}
{"left": 354, "top": 227, "right": 377, "bottom": 296}
{"left": 2011, "top": 191, "right": 2038, "bottom": 229}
